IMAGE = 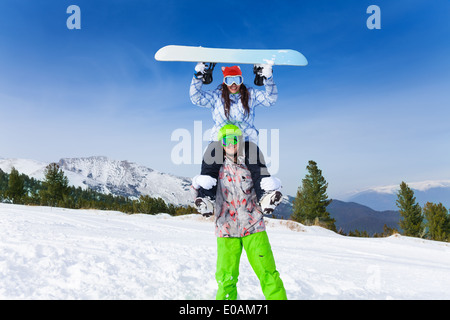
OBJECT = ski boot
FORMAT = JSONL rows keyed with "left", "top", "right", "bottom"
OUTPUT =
{"left": 259, "top": 191, "right": 283, "bottom": 214}
{"left": 195, "top": 197, "right": 214, "bottom": 217}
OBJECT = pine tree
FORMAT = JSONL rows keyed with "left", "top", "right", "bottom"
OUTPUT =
{"left": 0, "top": 169, "right": 7, "bottom": 201}
{"left": 40, "top": 163, "right": 69, "bottom": 207}
{"left": 396, "top": 181, "right": 424, "bottom": 237}
{"left": 136, "top": 195, "right": 169, "bottom": 214}
{"left": 6, "top": 167, "right": 26, "bottom": 204}
{"left": 291, "top": 160, "right": 335, "bottom": 231}
{"left": 423, "top": 202, "right": 450, "bottom": 242}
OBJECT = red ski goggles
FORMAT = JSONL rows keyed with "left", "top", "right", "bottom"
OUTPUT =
{"left": 222, "top": 135, "right": 239, "bottom": 147}
{"left": 223, "top": 75, "right": 243, "bottom": 86}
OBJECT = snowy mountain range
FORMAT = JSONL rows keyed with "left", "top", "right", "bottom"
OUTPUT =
{"left": 345, "top": 180, "right": 450, "bottom": 211}
{"left": 2, "top": 156, "right": 450, "bottom": 234}
{"left": 0, "top": 156, "right": 296, "bottom": 211}
{"left": 0, "top": 156, "right": 193, "bottom": 206}
{"left": 271, "top": 196, "right": 400, "bottom": 235}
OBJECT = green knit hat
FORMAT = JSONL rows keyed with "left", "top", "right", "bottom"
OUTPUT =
{"left": 217, "top": 124, "right": 243, "bottom": 141}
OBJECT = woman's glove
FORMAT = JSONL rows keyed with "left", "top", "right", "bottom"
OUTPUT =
{"left": 253, "top": 63, "right": 273, "bottom": 86}
{"left": 194, "top": 62, "right": 216, "bottom": 84}
{"left": 260, "top": 63, "right": 273, "bottom": 78}
{"left": 195, "top": 62, "right": 207, "bottom": 74}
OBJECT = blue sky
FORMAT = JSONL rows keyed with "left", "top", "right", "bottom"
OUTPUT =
{"left": 1, "top": 0, "right": 449, "bottom": 199}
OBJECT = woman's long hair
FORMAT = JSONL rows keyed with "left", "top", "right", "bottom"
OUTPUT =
{"left": 220, "top": 83, "right": 250, "bottom": 119}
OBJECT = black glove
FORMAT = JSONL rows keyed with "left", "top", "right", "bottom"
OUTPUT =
{"left": 253, "top": 64, "right": 273, "bottom": 86}
{"left": 194, "top": 62, "right": 216, "bottom": 85}
{"left": 253, "top": 65, "right": 265, "bottom": 86}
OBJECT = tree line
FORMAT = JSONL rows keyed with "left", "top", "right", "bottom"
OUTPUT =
{"left": 0, "top": 163, "right": 197, "bottom": 216}
{"left": 3, "top": 161, "right": 449, "bottom": 242}
{"left": 290, "top": 160, "right": 450, "bottom": 242}
{"left": 396, "top": 182, "right": 450, "bottom": 242}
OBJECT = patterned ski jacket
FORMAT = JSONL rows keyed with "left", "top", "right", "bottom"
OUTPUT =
{"left": 190, "top": 77, "right": 278, "bottom": 144}
{"left": 214, "top": 155, "right": 266, "bottom": 238}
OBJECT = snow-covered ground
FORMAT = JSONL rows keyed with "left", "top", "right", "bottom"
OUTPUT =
{"left": 1, "top": 203, "right": 449, "bottom": 300}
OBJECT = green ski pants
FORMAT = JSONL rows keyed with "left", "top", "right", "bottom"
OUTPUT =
{"left": 215, "top": 231, "right": 287, "bottom": 300}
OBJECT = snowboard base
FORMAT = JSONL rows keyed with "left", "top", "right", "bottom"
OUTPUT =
{"left": 155, "top": 45, "right": 308, "bottom": 66}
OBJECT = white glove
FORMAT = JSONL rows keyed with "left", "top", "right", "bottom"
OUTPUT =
{"left": 192, "top": 175, "right": 217, "bottom": 190}
{"left": 260, "top": 177, "right": 282, "bottom": 191}
{"left": 195, "top": 62, "right": 207, "bottom": 74}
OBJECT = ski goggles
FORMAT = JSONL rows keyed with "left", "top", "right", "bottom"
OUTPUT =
{"left": 223, "top": 75, "right": 243, "bottom": 86}
{"left": 222, "top": 135, "right": 239, "bottom": 147}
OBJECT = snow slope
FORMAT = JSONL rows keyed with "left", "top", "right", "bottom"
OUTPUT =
{"left": 1, "top": 203, "right": 450, "bottom": 300}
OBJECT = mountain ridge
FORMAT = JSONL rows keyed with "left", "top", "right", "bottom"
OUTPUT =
{"left": 272, "top": 196, "right": 400, "bottom": 235}
{"left": 5, "top": 156, "right": 449, "bottom": 235}
{"left": 0, "top": 156, "right": 193, "bottom": 206}
{"left": 346, "top": 182, "right": 450, "bottom": 211}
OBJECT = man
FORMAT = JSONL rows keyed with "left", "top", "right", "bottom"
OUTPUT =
{"left": 191, "top": 124, "right": 287, "bottom": 300}
{"left": 192, "top": 123, "right": 283, "bottom": 217}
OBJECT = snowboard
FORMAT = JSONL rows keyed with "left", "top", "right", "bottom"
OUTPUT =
{"left": 154, "top": 45, "right": 308, "bottom": 66}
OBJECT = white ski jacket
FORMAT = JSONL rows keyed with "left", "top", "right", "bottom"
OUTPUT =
{"left": 190, "top": 77, "right": 278, "bottom": 144}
